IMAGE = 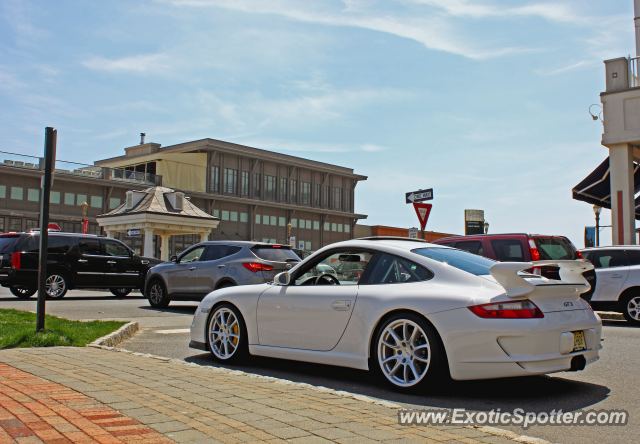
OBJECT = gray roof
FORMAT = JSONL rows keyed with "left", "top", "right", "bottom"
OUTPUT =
{"left": 98, "top": 186, "right": 217, "bottom": 219}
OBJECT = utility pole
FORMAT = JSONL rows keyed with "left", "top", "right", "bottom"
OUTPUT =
{"left": 36, "top": 127, "right": 56, "bottom": 332}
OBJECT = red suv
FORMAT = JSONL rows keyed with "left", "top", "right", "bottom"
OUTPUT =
{"left": 431, "top": 233, "right": 596, "bottom": 300}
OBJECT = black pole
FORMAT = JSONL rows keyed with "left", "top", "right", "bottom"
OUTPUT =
{"left": 595, "top": 213, "right": 600, "bottom": 247}
{"left": 36, "top": 127, "right": 56, "bottom": 332}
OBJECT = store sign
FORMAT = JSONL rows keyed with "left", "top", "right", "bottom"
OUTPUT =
{"left": 465, "top": 209, "right": 484, "bottom": 235}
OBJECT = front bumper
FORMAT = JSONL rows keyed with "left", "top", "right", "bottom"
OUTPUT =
{"left": 189, "top": 340, "right": 207, "bottom": 351}
{"left": 430, "top": 307, "right": 602, "bottom": 380}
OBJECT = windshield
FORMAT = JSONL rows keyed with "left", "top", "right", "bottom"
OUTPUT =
{"left": 412, "top": 247, "right": 496, "bottom": 276}
{"left": 534, "top": 237, "right": 578, "bottom": 260}
{"left": 251, "top": 246, "right": 301, "bottom": 262}
{"left": 0, "top": 235, "right": 20, "bottom": 253}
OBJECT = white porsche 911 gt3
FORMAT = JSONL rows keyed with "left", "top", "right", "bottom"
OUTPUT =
{"left": 189, "top": 237, "right": 602, "bottom": 389}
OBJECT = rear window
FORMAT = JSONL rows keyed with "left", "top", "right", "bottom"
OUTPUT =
{"left": 534, "top": 237, "right": 578, "bottom": 260}
{"left": 251, "top": 246, "right": 301, "bottom": 262}
{"left": 0, "top": 235, "right": 20, "bottom": 253}
{"left": 412, "top": 247, "right": 496, "bottom": 276}
{"left": 491, "top": 239, "right": 525, "bottom": 262}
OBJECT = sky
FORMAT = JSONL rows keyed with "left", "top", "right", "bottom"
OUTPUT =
{"left": 0, "top": 0, "right": 635, "bottom": 247}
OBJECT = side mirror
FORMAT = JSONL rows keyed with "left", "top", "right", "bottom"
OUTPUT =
{"left": 170, "top": 255, "right": 178, "bottom": 262}
{"left": 274, "top": 272, "right": 290, "bottom": 286}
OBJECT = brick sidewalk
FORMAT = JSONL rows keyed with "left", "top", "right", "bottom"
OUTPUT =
{"left": 0, "top": 362, "right": 173, "bottom": 444}
{"left": 0, "top": 348, "right": 526, "bottom": 444}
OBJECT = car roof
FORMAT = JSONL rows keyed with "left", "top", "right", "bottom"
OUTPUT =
{"left": 433, "top": 233, "right": 568, "bottom": 242}
{"left": 581, "top": 245, "right": 640, "bottom": 251}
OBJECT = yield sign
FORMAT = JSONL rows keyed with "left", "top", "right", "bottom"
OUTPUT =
{"left": 413, "top": 203, "right": 432, "bottom": 230}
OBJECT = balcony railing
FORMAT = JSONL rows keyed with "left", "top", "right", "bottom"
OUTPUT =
{"left": 0, "top": 151, "right": 41, "bottom": 170}
{"left": 54, "top": 160, "right": 103, "bottom": 178}
{"left": 630, "top": 56, "right": 640, "bottom": 88}
{"left": 111, "top": 168, "right": 157, "bottom": 184}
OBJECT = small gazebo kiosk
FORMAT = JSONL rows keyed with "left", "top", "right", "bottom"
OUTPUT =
{"left": 96, "top": 186, "right": 219, "bottom": 260}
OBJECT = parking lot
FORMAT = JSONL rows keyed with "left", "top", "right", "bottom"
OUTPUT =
{"left": 1, "top": 287, "right": 638, "bottom": 444}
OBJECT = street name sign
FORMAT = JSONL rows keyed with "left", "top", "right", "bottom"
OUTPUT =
{"left": 405, "top": 188, "right": 433, "bottom": 204}
{"left": 127, "top": 229, "right": 141, "bottom": 237}
{"left": 413, "top": 203, "right": 432, "bottom": 231}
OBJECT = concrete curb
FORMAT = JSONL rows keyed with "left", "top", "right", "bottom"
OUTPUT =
{"left": 88, "top": 322, "right": 139, "bottom": 348}
{"left": 596, "top": 311, "right": 625, "bottom": 321}
{"left": 91, "top": 345, "right": 551, "bottom": 444}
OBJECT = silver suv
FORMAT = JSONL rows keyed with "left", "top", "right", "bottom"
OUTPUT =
{"left": 144, "top": 241, "right": 300, "bottom": 308}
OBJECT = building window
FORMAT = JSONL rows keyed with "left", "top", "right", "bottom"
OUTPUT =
{"left": 89, "top": 224, "right": 101, "bottom": 235}
{"left": 263, "top": 215, "right": 270, "bottom": 225}
{"left": 279, "top": 217, "right": 286, "bottom": 226}
{"left": 255, "top": 214, "right": 261, "bottom": 224}
{"left": 253, "top": 173, "right": 260, "bottom": 197}
{"left": 240, "top": 212, "right": 248, "bottom": 222}
{"left": 280, "top": 178, "right": 287, "bottom": 202}
{"left": 224, "top": 168, "right": 238, "bottom": 194}
{"left": 306, "top": 220, "right": 312, "bottom": 229}
{"left": 231, "top": 212, "right": 238, "bottom": 221}
{"left": 270, "top": 216, "right": 277, "bottom": 225}
{"left": 314, "top": 184, "right": 320, "bottom": 206}
{"left": 50, "top": 191, "right": 60, "bottom": 204}
{"left": 211, "top": 166, "right": 220, "bottom": 192}
{"left": 0, "top": 218, "right": 4, "bottom": 232}
{"left": 91, "top": 196, "right": 102, "bottom": 208}
{"left": 291, "top": 219, "right": 297, "bottom": 228}
{"left": 305, "top": 241, "right": 312, "bottom": 250}
{"left": 345, "top": 189, "right": 351, "bottom": 212}
{"left": 290, "top": 180, "right": 298, "bottom": 204}
{"left": 338, "top": 224, "right": 343, "bottom": 232}
{"left": 241, "top": 171, "right": 249, "bottom": 196}
{"left": 323, "top": 185, "right": 330, "bottom": 208}
{"left": 345, "top": 223, "right": 351, "bottom": 233}
{"left": 313, "top": 221, "right": 319, "bottom": 230}
{"left": 109, "top": 197, "right": 121, "bottom": 209}
{"left": 334, "top": 188, "right": 342, "bottom": 210}
{"left": 301, "top": 182, "right": 311, "bottom": 205}
{"left": 265, "top": 175, "right": 276, "bottom": 200}
{"left": 10, "top": 187, "right": 23, "bottom": 200}
{"left": 222, "top": 210, "right": 230, "bottom": 221}
{"left": 324, "top": 222, "right": 330, "bottom": 231}
{"left": 77, "top": 194, "right": 87, "bottom": 206}
{"left": 27, "top": 189, "right": 39, "bottom": 202}
{"left": 332, "top": 223, "right": 337, "bottom": 231}
{"left": 64, "top": 193, "right": 75, "bottom": 206}
{"left": 0, "top": 185, "right": 6, "bottom": 199}
{"left": 9, "top": 218, "right": 22, "bottom": 231}
{"left": 26, "top": 219, "right": 38, "bottom": 230}
{"left": 214, "top": 209, "right": 220, "bottom": 217}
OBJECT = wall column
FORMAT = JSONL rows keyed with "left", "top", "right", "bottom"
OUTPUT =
{"left": 609, "top": 143, "right": 636, "bottom": 245}
{"left": 160, "top": 234, "right": 170, "bottom": 261}
{"left": 104, "top": 230, "right": 114, "bottom": 238}
{"left": 143, "top": 228, "right": 155, "bottom": 257}
{"left": 200, "top": 232, "right": 209, "bottom": 242}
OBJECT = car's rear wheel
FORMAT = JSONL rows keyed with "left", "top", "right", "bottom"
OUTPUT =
{"left": 207, "top": 304, "right": 248, "bottom": 363}
{"left": 46, "top": 273, "right": 68, "bottom": 298}
{"left": 10, "top": 287, "right": 37, "bottom": 299}
{"left": 110, "top": 288, "right": 132, "bottom": 297}
{"left": 371, "top": 313, "right": 445, "bottom": 390}
{"left": 147, "top": 280, "right": 170, "bottom": 308}
{"left": 621, "top": 293, "right": 640, "bottom": 325}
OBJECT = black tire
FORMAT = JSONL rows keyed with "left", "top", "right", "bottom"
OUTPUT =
{"left": 620, "top": 293, "right": 640, "bottom": 325}
{"left": 10, "top": 287, "right": 37, "bottom": 299}
{"left": 216, "top": 281, "right": 235, "bottom": 290}
{"left": 147, "top": 279, "right": 170, "bottom": 308}
{"left": 46, "top": 273, "right": 68, "bottom": 299}
{"left": 206, "top": 303, "right": 249, "bottom": 364}
{"left": 370, "top": 312, "right": 447, "bottom": 391}
{"left": 110, "top": 288, "right": 132, "bottom": 297}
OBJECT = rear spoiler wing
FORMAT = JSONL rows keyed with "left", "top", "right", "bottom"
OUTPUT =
{"left": 489, "top": 260, "right": 594, "bottom": 298}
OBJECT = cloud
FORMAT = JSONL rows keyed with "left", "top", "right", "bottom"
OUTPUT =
{"left": 534, "top": 59, "right": 596, "bottom": 76}
{"left": 230, "top": 138, "right": 391, "bottom": 154}
{"left": 361, "top": 144, "right": 386, "bottom": 152}
{"left": 82, "top": 53, "right": 172, "bottom": 73}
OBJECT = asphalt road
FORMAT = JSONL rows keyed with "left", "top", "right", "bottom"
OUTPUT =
{"left": 1, "top": 287, "right": 637, "bottom": 444}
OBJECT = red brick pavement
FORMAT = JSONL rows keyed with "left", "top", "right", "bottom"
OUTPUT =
{"left": 0, "top": 363, "right": 174, "bottom": 444}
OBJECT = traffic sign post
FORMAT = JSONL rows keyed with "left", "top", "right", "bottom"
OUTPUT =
{"left": 413, "top": 203, "right": 432, "bottom": 240}
{"left": 405, "top": 188, "right": 433, "bottom": 204}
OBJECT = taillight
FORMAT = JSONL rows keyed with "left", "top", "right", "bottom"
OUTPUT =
{"left": 528, "top": 239, "right": 540, "bottom": 261}
{"left": 242, "top": 263, "right": 274, "bottom": 273}
{"left": 11, "top": 252, "right": 21, "bottom": 270}
{"left": 576, "top": 250, "right": 584, "bottom": 259}
{"left": 468, "top": 300, "right": 544, "bottom": 319}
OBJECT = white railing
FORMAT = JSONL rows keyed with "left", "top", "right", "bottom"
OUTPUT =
{"left": 55, "top": 160, "right": 103, "bottom": 178}
{"left": 630, "top": 56, "right": 640, "bottom": 88}
{"left": 0, "top": 151, "right": 41, "bottom": 169}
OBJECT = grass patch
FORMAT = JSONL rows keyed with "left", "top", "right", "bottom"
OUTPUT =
{"left": 0, "top": 309, "right": 126, "bottom": 349}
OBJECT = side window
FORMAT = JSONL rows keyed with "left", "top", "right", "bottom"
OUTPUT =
{"left": 590, "top": 250, "right": 628, "bottom": 269}
{"left": 626, "top": 250, "right": 640, "bottom": 266}
{"left": 180, "top": 246, "right": 206, "bottom": 263}
{"left": 49, "top": 236, "right": 73, "bottom": 254}
{"left": 202, "top": 245, "right": 228, "bottom": 261}
{"left": 364, "top": 253, "right": 433, "bottom": 284}
{"left": 78, "top": 238, "right": 102, "bottom": 255}
{"left": 226, "top": 246, "right": 242, "bottom": 257}
{"left": 294, "top": 250, "right": 374, "bottom": 285}
{"left": 104, "top": 240, "right": 131, "bottom": 257}
{"left": 455, "top": 241, "right": 484, "bottom": 256}
{"left": 491, "top": 239, "right": 525, "bottom": 262}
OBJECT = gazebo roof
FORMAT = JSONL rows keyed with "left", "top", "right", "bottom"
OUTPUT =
{"left": 98, "top": 186, "right": 216, "bottom": 220}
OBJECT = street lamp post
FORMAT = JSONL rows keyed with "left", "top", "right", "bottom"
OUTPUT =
{"left": 81, "top": 201, "right": 88, "bottom": 234}
{"left": 593, "top": 205, "right": 602, "bottom": 247}
{"left": 484, "top": 221, "right": 489, "bottom": 234}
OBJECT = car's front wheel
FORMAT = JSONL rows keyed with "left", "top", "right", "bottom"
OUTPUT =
{"left": 46, "top": 273, "right": 68, "bottom": 299}
{"left": 10, "top": 287, "right": 37, "bottom": 299}
{"left": 621, "top": 293, "right": 640, "bottom": 325}
{"left": 110, "top": 288, "right": 132, "bottom": 297}
{"left": 207, "top": 304, "right": 248, "bottom": 363}
{"left": 147, "top": 280, "right": 170, "bottom": 308}
{"left": 372, "top": 313, "right": 445, "bottom": 390}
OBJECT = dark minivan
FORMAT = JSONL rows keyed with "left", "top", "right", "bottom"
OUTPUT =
{"left": 0, "top": 231, "right": 163, "bottom": 299}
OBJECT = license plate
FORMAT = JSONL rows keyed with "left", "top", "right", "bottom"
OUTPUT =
{"left": 573, "top": 331, "right": 586, "bottom": 352}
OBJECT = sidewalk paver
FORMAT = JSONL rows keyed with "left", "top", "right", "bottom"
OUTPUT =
{"left": 0, "top": 348, "right": 517, "bottom": 444}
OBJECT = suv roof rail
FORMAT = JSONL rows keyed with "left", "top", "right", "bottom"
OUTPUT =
{"left": 356, "top": 236, "right": 427, "bottom": 243}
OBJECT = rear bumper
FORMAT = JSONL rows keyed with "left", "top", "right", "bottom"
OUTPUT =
{"left": 0, "top": 270, "right": 35, "bottom": 287}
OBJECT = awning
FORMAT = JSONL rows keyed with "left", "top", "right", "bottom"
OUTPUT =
{"left": 572, "top": 157, "right": 640, "bottom": 220}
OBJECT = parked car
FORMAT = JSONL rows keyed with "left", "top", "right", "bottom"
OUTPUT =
{"left": 189, "top": 237, "right": 601, "bottom": 390}
{"left": 432, "top": 233, "right": 596, "bottom": 300}
{"left": 580, "top": 246, "right": 640, "bottom": 325}
{"left": 144, "top": 241, "right": 301, "bottom": 308}
{"left": 0, "top": 231, "right": 163, "bottom": 298}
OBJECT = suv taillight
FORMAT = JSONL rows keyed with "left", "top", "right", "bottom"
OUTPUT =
{"left": 11, "top": 252, "right": 21, "bottom": 270}
{"left": 242, "top": 263, "right": 274, "bottom": 273}
{"left": 528, "top": 239, "right": 540, "bottom": 261}
{"left": 468, "top": 300, "right": 544, "bottom": 319}
{"left": 576, "top": 250, "right": 584, "bottom": 259}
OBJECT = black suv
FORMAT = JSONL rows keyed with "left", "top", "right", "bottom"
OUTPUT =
{"left": 0, "top": 231, "right": 163, "bottom": 299}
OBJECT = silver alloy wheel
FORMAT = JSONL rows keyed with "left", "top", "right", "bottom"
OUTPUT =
{"left": 627, "top": 296, "right": 640, "bottom": 321}
{"left": 149, "top": 283, "right": 163, "bottom": 305}
{"left": 378, "top": 319, "right": 431, "bottom": 387}
{"left": 46, "top": 275, "right": 66, "bottom": 298}
{"left": 209, "top": 307, "right": 240, "bottom": 360}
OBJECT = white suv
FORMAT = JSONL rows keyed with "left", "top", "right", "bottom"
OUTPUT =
{"left": 580, "top": 246, "right": 640, "bottom": 325}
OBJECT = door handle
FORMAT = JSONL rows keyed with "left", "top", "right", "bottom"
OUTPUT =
{"left": 331, "top": 301, "right": 351, "bottom": 311}
{"left": 78, "top": 259, "right": 88, "bottom": 263}
{"left": 189, "top": 267, "right": 196, "bottom": 271}
{"left": 107, "top": 261, "right": 116, "bottom": 264}
{"left": 612, "top": 274, "right": 623, "bottom": 278}
{"left": 217, "top": 264, "right": 226, "bottom": 268}
{"left": 141, "top": 260, "right": 149, "bottom": 265}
